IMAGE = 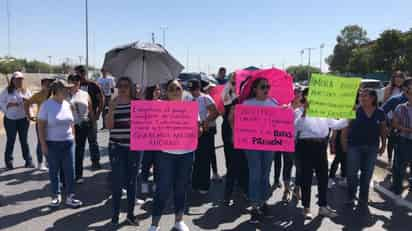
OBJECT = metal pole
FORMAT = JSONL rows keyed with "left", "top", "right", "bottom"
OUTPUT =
{"left": 186, "top": 48, "right": 189, "bottom": 72}
{"left": 300, "top": 50, "right": 304, "bottom": 66}
{"left": 151, "top": 32, "right": 155, "bottom": 43}
{"left": 85, "top": 0, "right": 89, "bottom": 78}
{"left": 320, "top": 43, "right": 325, "bottom": 73}
{"left": 160, "top": 26, "right": 167, "bottom": 47}
{"left": 6, "top": 0, "right": 11, "bottom": 58}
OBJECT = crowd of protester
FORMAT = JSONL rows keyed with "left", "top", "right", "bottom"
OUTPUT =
{"left": 1, "top": 67, "right": 412, "bottom": 231}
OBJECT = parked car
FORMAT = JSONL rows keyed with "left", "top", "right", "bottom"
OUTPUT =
{"left": 360, "top": 79, "right": 384, "bottom": 104}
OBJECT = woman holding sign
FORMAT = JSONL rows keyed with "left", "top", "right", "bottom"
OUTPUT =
{"left": 295, "top": 92, "right": 348, "bottom": 219}
{"left": 148, "top": 79, "right": 197, "bottom": 231}
{"left": 230, "top": 77, "right": 278, "bottom": 223}
{"left": 106, "top": 77, "right": 141, "bottom": 226}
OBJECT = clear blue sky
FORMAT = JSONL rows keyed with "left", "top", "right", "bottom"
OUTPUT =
{"left": 1, "top": 0, "right": 411, "bottom": 73}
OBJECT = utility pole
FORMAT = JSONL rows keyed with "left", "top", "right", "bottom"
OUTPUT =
{"left": 151, "top": 32, "right": 155, "bottom": 43}
{"left": 85, "top": 0, "right": 89, "bottom": 78}
{"left": 160, "top": 26, "right": 168, "bottom": 47}
{"left": 186, "top": 48, "right": 189, "bottom": 72}
{"left": 300, "top": 50, "right": 304, "bottom": 66}
{"left": 79, "top": 56, "right": 83, "bottom": 65}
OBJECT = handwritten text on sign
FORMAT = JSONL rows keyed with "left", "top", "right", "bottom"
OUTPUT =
{"left": 307, "top": 74, "right": 361, "bottom": 119}
{"left": 234, "top": 105, "right": 295, "bottom": 152}
{"left": 130, "top": 101, "right": 199, "bottom": 151}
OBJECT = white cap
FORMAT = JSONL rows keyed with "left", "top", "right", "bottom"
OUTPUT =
{"left": 12, "top": 71, "right": 24, "bottom": 79}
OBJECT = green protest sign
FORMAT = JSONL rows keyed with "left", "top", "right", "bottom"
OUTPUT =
{"left": 307, "top": 74, "right": 361, "bottom": 119}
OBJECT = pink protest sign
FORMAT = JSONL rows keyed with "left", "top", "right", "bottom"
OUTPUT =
{"left": 130, "top": 100, "right": 199, "bottom": 151}
{"left": 209, "top": 85, "right": 225, "bottom": 114}
{"left": 235, "top": 68, "right": 294, "bottom": 105}
{"left": 234, "top": 105, "right": 295, "bottom": 152}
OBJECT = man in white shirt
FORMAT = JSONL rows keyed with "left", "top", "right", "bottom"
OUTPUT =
{"left": 97, "top": 69, "right": 115, "bottom": 129}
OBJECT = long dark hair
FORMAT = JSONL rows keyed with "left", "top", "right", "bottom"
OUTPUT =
{"left": 165, "top": 79, "right": 182, "bottom": 100}
{"left": 246, "top": 77, "right": 267, "bottom": 100}
{"left": 390, "top": 71, "right": 405, "bottom": 94}
{"left": 7, "top": 77, "right": 17, "bottom": 94}
{"left": 116, "top": 76, "right": 136, "bottom": 99}
{"left": 145, "top": 84, "right": 160, "bottom": 100}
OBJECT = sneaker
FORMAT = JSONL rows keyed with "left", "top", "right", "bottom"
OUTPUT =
{"left": 141, "top": 182, "right": 150, "bottom": 194}
{"left": 198, "top": 190, "right": 208, "bottom": 195}
{"left": 173, "top": 221, "right": 190, "bottom": 231}
{"left": 319, "top": 206, "right": 338, "bottom": 218}
{"left": 122, "top": 189, "right": 127, "bottom": 197}
{"left": 148, "top": 225, "right": 160, "bottom": 231}
{"left": 76, "top": 178, "right": 84, "bottom": 184}
{"left": 222, "top": 199, "right": 232, "bottom": 206}
{"left": 249, "top": 208, "right": 262, "bottom": 224}
{"left": 126, "top": 216, "right": 139, "bottom": 226}
{"left": 136, "top": 198, "right": 145, "bottom": 205}
{"left": 50, "top": 194, "right": 62, "bottom": 207}
{"left": 38, "top": 162, "right": 48, "bottom": 171}
{"left": 25, "top": 162, "right": 35, "bottom": 168}
{"left": 303, "top": 208, "right": 313, "bottom": 220}
{"left": 212, "top": 173, "right": 223, "bottom": 182}
{"left": 65, "top": 194, "right": 83, "bottom": 208}
{"left": 328, "top": 178, "right": 336, "bottom": 189}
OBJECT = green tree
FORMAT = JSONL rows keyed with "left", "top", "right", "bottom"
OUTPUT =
{"left": 326, "top": 25, "right": 369, "bottom": 73}
{"left": 373, "top": 29, "right": 405, "bottom": 73}
{"left": 348, "top": 47, "right": 374, "bottom": 74}
{"left": 403, "top": 29, "right": 412, "bottom": 74}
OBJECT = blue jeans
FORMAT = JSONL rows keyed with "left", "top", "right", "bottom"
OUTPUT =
{"left": 46, "top": 140, "right": 75, "bottom": 196}
{"left": 152, "top": 152, "right": 194, "bottom": 222}
{"left": 346, "top": 145, "right": 378, "bottom": 203}
{"left": 4, "top": 117, "right": 32, "bottom": 165}
{"left": 392, "top": 137, "right": 412, "bottom": 195}
{"left": 109, "top": 144, "right": 141, "bottom": 221}
{"left": 244, "top": 150, "right": 274, "bottom": 207}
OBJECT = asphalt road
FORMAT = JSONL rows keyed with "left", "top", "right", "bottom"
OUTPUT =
{"left": 0, "top": 118, "right": 411, "bottom": 231}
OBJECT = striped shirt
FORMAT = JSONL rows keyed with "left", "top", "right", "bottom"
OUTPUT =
{"left": 109, "top": 103, "right": 131, "bottom": 147}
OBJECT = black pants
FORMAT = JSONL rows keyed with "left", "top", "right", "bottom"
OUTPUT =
{"left": 192, "top": 130, "right": 213, "bottom": 191}
{"left": 4, "top": 117, "right": 32, "bottom": 165}
{"left": 222, "top": 120, "right": 248, "bottom": 199}
{"left": 102, "top": 96, "right": 111, "bottom": 129}
{"left": 75, "top": 122, "right": 90, "bottom": 179}
{"left": 329, "top": 149, "right": 347, "bottom": 179}
{"left": 296, "top": 139, "right": 328, "bottom": 208}
{"left": 274, "top": 152, "right": 293, "bottom": 184}
{"left": 209, "top": 127, "right": 218, "bottom": 174}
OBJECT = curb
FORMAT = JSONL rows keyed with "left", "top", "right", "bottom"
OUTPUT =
{"left": 373, "top": 180, "right": 412, "bottom": 211}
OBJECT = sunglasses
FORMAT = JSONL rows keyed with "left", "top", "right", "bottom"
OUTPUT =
{"left": 258, "top": 84, "right": 271, "bottom": 90}
{"left": 168, "top": 86, "right": 183, "bottom": 92}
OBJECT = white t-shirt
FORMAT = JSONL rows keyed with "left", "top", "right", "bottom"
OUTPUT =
{"left": 97, "top": 76, "right": 115, "bottom": 96}
{"left": 0, "top": 89, "right": 32, "bottom": 120}
{"left": 195, "top": 94, "right": 216, "bottom": 127}
{"left": 243, "top": 98, "right": 278, "bottom": 107}
{"left": 38, "top": 99, "right": 74, "bottom": 141}
{"left": 70, "top": 89, "right": 90, "bottom": 124}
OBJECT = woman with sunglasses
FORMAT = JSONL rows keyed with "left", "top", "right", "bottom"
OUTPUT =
{"left": 229, "top": 77, "right": 277, "bottom": 223}
{"left": 345, "top": 88, "right": 387, "bottom": 210}
{"left": 106, "top": 77, "right": 141, "bottom": 226}
{"left": 148, "top": 80, "right": 198, "bottom": 231}
{"left": 141, "top": 84, "right": 162, "bottom": 194}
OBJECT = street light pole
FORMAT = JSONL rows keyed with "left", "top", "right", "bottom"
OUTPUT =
{"left": 85, "top": 0, "right": 89, "bottom": 78}
{"left": 320, "top": 43, "right": 325, "bottom": 73}
{"left": 6, "top": 0, "right": 11, "bottom": 58}
{"left": 160, "top": 26, "right": 168, "bottom": 47}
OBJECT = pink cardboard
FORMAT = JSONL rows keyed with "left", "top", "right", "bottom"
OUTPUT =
{"left": 130, "top": 100, "right": 199, "bottom": 151}
{"left": 234, "top": 105, "right": 295, "bottom": 152}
